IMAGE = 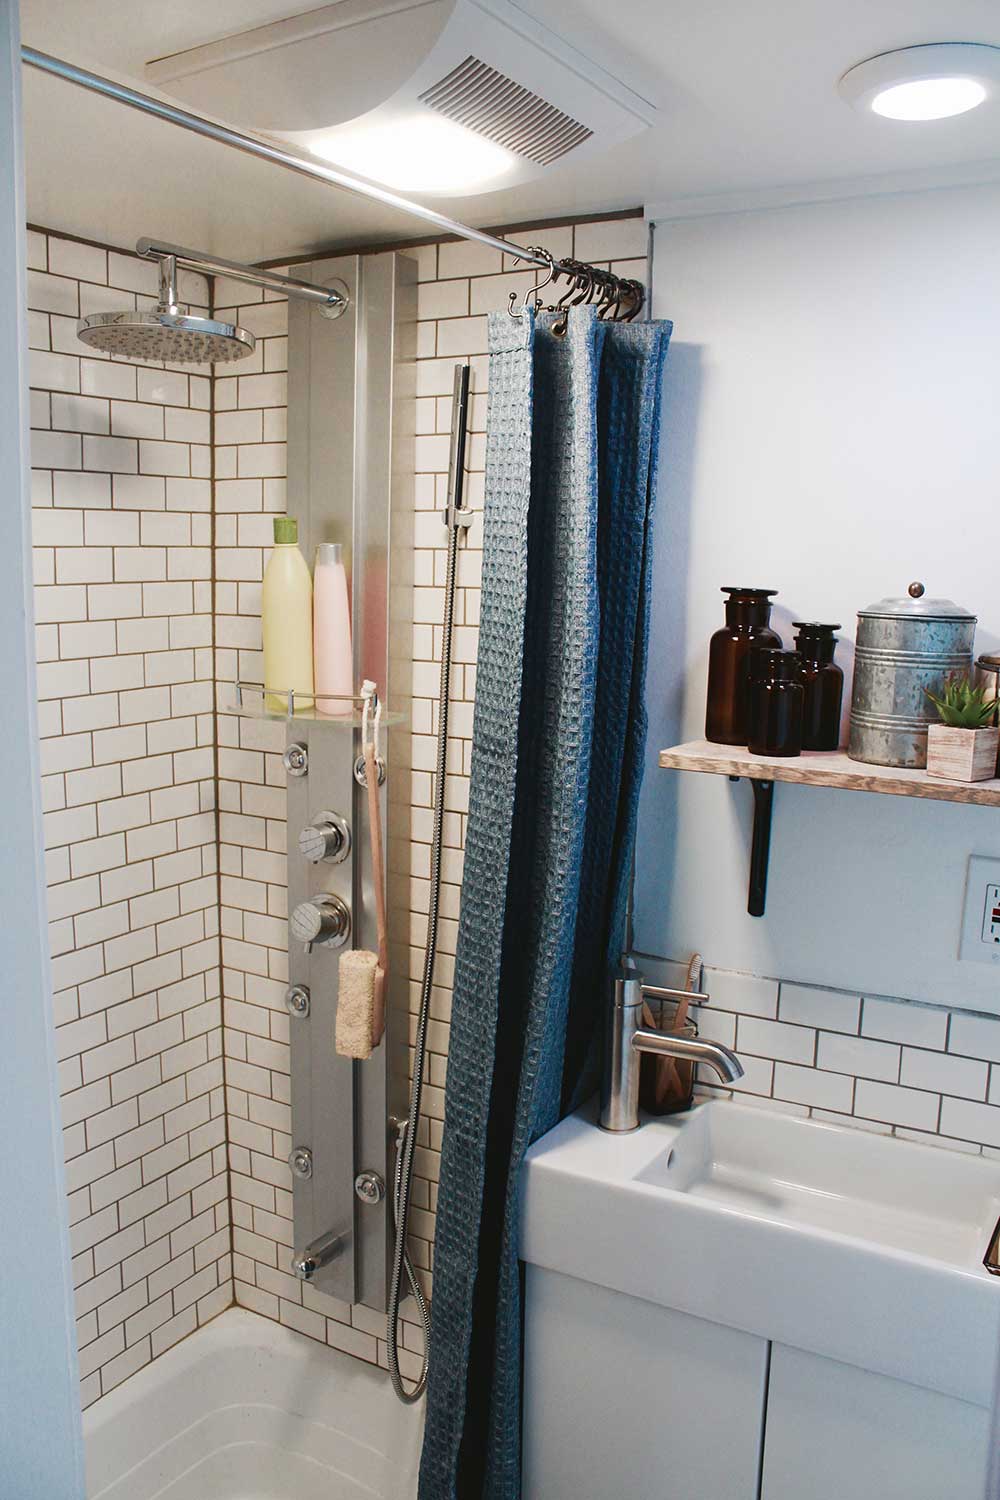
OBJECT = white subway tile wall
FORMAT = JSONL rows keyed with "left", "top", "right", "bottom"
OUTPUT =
{"left": 33, "top": 215, "right": 1000, "bottom": 1406}
{"left": 211, "top": 272, "right": 319, "bottom": 1351}
{"left": 29, "top": 230, "right": 229, "bottom": 1408}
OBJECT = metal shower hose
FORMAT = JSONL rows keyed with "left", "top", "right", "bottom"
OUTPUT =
{"left": 387, "top": 363, "right": 470, "bottom": 1401}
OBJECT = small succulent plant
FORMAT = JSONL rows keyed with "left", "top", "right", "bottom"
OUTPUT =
{"left": 926, "top": 675, "right": 1000, "bottom": 730}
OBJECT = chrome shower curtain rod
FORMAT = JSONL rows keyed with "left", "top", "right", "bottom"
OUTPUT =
{"left": 21, "top": 45, "right": 560, "bottom": 276}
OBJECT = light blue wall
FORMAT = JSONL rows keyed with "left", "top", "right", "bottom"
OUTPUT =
{"left": 637, "top": 182, "right": 1000, "bottom": 1013}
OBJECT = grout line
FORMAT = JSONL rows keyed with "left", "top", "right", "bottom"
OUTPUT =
{"left": 205, "top": 266, "right": 233, "bottom": 1287}
{"left": 254, "top": 206, "right": 645, "bottom": 271}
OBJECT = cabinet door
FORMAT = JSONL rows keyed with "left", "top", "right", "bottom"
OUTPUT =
{"left": 523, "top": 1266, "right": 769, "bottom": 1500}
{"left": 761, "top": 1343, "right": 990, "bottom": 1500}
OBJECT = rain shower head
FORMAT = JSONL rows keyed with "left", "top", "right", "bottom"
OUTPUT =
{"left": 77, "top": 251, "right": 256, "bottom": 364}
{"left": 75, "top": 240, "right": 347, "bottom": 365}
{"left": 77, "top": 308, "right": 256, "bottom": 363}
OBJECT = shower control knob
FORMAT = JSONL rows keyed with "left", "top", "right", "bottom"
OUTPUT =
{"left": 290, "top": 894, "right": 351, "bottom": 953}
{"left": 298, "top": 811, "right": 350, "bottom": 865}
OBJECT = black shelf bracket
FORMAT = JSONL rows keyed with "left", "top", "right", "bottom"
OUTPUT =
{"left": 729, "top": 775, "right": 775, "bottom": 916}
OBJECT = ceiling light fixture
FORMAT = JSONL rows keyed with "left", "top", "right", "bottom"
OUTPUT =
{"left": 839, "top": 43, "right": 1000, "bottom": 122}
{"left": 305, "top": 115, "right": 517, "bottom": 194}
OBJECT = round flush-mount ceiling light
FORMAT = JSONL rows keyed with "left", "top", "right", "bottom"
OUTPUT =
{"left": 839, "top": 43, "right": 1000, "bottom": 121}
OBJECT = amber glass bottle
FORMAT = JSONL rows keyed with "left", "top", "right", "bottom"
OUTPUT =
{"left": 748, "top": 650, "right": 804, "bottom": 757}
{"left": 793, "top": 622, "right": 844, "bottom": 751}
{"left": 706, "top": 588, "right": 781, "bottom": 744}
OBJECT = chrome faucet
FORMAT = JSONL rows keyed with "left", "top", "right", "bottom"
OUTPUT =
{"left": 291, "top": 1227, "right": 345, "bottom": 1282}
{"left": 599, "top": 963, "right": 744, "bottom": 1132}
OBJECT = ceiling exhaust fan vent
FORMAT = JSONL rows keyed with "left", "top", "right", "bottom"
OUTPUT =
{"left": 419, "top": 55, "right": 593, "bottom": 165}
{"left": 144, "top": 0, "right": 653, "bottom": 194}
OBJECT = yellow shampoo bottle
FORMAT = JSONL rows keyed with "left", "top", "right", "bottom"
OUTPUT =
{"left": 263, "top": 516, "right": 314, "bottom": 712}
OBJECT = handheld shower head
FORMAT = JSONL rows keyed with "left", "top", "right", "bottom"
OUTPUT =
{"left": 76, "top": 252, "right": 256, "bottom": 364}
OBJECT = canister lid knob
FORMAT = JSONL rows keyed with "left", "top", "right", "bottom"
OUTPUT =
{"left": 859, "top": 585, "right": 974, "bottom": 621}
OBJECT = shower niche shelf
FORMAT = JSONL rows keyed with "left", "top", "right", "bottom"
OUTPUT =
{"left": 659, "top": 739, "right": 1000, "bottom": 917}
{"left": 230, "top": 681, "right": 404, "bottom": 729}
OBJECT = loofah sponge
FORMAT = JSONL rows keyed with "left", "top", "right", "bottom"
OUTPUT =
{"left": 336, "top": 949, "right": 381, "bottom": 1059}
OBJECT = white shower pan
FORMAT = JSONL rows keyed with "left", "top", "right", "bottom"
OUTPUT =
{"left": 84, "top": 1309, "right": 423, "bottom": 1499}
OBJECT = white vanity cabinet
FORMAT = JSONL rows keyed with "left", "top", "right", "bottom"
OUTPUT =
{"left": 523, "top": 1279, "right": 993, "bottom": 1500}
{"left": 759, "top": 1343, "right": 991, "bottom": 1500}
{"left": 520, "top": 1105, "right": 1000, "bottom": 1500}
{"left": 523, "top": 1266, "right": 769, "bottom": 1500}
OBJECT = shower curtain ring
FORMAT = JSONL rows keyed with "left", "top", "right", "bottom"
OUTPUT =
{"left": 508, "top": 247, "right": 556, "bottom": 320}
{"left": 621, "top": 279, "right": 645, "bottom": 321}
{"left": 551, "top": 261, "right": 593, "bottom": 337}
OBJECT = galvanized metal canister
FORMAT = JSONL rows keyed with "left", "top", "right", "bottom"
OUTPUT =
{"left": 848, "top": 582, "right": 976, "bottom": 768}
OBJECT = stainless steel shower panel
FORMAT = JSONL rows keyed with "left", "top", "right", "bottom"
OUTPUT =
{"left": 284, "top": 716, "right": 357, "bottom": 1299}
{"left": 285, "top": 252, "right": 415, "bottom": 1307}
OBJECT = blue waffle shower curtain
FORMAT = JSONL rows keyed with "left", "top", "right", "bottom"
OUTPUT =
{"left": 418, "top": 303, "right": 671, "bottom": 1500}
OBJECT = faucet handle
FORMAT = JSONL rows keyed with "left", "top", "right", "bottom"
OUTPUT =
{"left": 641, "top": 983, "right": 709, "bottom": 1007}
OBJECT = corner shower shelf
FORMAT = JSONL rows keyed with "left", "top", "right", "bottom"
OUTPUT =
{"left": 229, "top": 682, "right": 403, "bottom": 729}
{"left": 658, "top": 739, "right": 1000, "bottom": 917}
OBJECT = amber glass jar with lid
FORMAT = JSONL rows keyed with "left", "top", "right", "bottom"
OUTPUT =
{"left": 706, "top": 587, "right": 781, "bottom": 745}
{"left": 793, "top": 623, "right": 844, "bottom": 751}
{"left": 748, "top": 650, "right": 804, "bottom": 757}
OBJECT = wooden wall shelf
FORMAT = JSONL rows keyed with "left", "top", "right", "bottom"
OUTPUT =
{"left": 658, "top": 739, "right": 1000, "bottom": 916}
{"left": 659, "top": 741, "right": 1000, "bottom": 807}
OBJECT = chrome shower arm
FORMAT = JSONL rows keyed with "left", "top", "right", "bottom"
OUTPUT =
{"left": 136, "top": 237, "right": 347, "bottom": 312}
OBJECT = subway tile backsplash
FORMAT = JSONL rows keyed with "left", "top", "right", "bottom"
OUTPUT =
{"left": 644, "top": 961, "right": 1000, "bottom": 1155}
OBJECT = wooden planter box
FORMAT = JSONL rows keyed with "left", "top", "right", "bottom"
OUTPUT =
{"left": 926, "top": 724, "right": 1000, "bottom": 783}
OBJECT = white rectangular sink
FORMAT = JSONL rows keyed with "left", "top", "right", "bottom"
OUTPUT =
{"left": 521, "top": 1099, "right": 1000, "bottom": 1408}
{"left": 638, "top": 1100, "right": 998, "bottom": 1266}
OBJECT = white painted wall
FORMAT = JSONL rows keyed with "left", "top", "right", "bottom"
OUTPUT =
{"left": 0, "top": 2, "right": 86, "bottom": 1492}
{"left": 637, "top": 182, "right": 1000, "bottom": 1013}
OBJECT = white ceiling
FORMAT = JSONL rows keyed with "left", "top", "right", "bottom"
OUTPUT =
{"left": 20, "top": 0, "right": 1000, "bottom": 262}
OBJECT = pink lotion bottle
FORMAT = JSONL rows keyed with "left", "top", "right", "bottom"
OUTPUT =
{"left": 313, "top": 543, "right": 353, "bottom": 716}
